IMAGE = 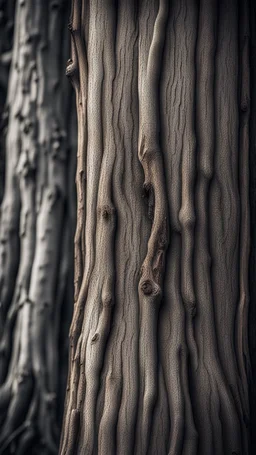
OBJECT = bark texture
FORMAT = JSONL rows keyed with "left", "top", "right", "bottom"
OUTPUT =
{"left": 0, "top": 0, "right": 15, "bottom": 203}
{"left": 0, "top": 1, "right": 75, "bottom": 453}
{"left": 61, "top": 0, "right": 251, "bottom": 453}
{"left": 249, "top": 0, "right": 256, "bottom": 452}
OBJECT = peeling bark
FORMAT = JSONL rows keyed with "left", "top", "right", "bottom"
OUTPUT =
{"left": 61, "top": 0, "right": 251, "bottom": 454}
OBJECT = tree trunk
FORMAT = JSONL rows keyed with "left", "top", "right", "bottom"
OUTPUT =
{"left": 0, "top": 1, "right": 76, "bottom": 453}
{"left": 60, "top": 0, "right": 251, "bottom": 453}
{"left": 0, "top": 0, "right": 15, "bottom": 204}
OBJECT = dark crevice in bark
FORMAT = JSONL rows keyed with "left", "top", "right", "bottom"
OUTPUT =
{"left": 249, "top": 0, "right": 256, "bottom": 453}
{"left": 60, "top": 0, "right": 252, "bottom": 453}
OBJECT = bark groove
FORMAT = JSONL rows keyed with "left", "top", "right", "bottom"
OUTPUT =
{"left": 61, "top": 0, "right": 251, "bottom": 453}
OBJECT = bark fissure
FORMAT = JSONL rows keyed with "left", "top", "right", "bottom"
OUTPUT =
{"left": 136, "top": 1, "right": 169, "bottom": 453}
{"left": 60, "top": 0, "right": 252, "bottom": 453}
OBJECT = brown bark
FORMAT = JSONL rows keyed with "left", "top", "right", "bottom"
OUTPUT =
{"left": 61, "top": 0, "right": 251, "bottom": 454}
{"left": 0, "top": 1, "right": 75, "bottom": 453}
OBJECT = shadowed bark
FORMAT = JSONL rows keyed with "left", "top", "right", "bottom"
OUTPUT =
{"left": 0, "top": 0, "right": 15, "bottom": 203}
{"left": 249, "top": 1, "right": 256, "bottom": 453}
{"left": 0, "top": 1, "right": 76, "bottom": 453}
{"left": 59, "top": 0, "right": 251, "bottom": 453}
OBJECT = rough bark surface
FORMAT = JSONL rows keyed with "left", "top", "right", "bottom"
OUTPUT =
{"left": 60, "top": 0, "right": 251, "bottom": 454}
{"left": 0, "top": 0, "right": 15, "bottom": 203}
{"left": 0, "top": 1, "right": 75, "bottom": 453}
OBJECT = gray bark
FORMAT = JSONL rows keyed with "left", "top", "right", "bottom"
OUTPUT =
{"left": 60, "top": 0, "right": 251, "bottom": 454}
{"left": 0, "top": 0, "right": 15, "bottom": 203}
{"left": 0, "top": 1, "right": 76, "bottom": 453}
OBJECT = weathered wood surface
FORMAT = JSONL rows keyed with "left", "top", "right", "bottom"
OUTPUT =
{"left": 60, "top": 0, "right": 251, "bottom": 454}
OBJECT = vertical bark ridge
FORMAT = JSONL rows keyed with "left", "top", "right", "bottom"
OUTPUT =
{"left": 178, "top": 0, "right": 198, "bottom": 374}
{"left": 236, "top": 0, "right": 250, "bottom": 428}
{"left": 192, "top": 1, "right": 246, "bottom": 453}
{"left": 159, "top": 2, "right": 198, "bottom": 453}
{"left": 148, "top": 364, "right": 170, "bottom": 454}
{"left": 65, "top": 0, "right": 87, "bottom": 356}
{"left": 136, "top": 0, "right": 169, "bottom": 453}
{"left": 0, "top": 0, "right": 21, "bottom": 377}
{"left": 79, "top": 12, "right": 117, "bottom": 448}
{"left": 61, "top": 0, "right": 88, "bottom": 448}
{"left": 211, "top": 0, "right": 239, "bottom": 387}
{"left": 208, "top": 1, "right": 249, "bottom": 449}
{"left": 193, "top": 0, "right": 219, "bottom": 451}
{"left": 249, "top": 2, "right": 256, "bottom": 451}
{"left": 180, "top": 347, "right": 198, "bottom": 455}
{"left": 61, "top": 0, "right": 252, "bottom": 453}
{"left": 160, "top": 237, "right": 187, "bottom": 455}
{"left": 97, "top": 355, "right": 123, "bottom": 455}
{"left": 178, "top": 0, "right": 197, "bottom": 317}
{"left": 68, "top": 0, "right": 86, "bottom": 304}
{"left": 0, "top": 1, "right": 15, "bottom": 205}
{"left": 62, "top": 1, "right": 117, "bottom": 453}
{"left": 100, "top": 2, "right": 147, "bottom": 454}
{"left": 94, "top": 3, "right": 148, "bottom": 454}
{"left": 78, "top": 2, "right": 116, "bottom": 452}
{"left": 71, "top": 0, "right": 88, "bottom": 298}
{"left": 71, "top": 0, "right": 104, "bottom": 393}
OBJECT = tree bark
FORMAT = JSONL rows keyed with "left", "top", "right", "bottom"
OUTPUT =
{"left": 0, "top": 1, "right": 75, "bottom": 453}
{"left": 0, "top": 0, "right": 15, "bottom": 203}
{"left": 60, "top": 0, "right": 251, "bottom": 453}
{"left": 249, "top": 1, "right": 256, "bottom": 453}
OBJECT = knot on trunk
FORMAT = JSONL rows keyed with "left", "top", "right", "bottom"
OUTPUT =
{"left": 97, "top": 205, "right": 116, "bottom": 221}
{"left": 140, "top": 279, "right": 161, "bottom": 298}
{"left": 91, "top": 333, "right": 99, "bottom": 343}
